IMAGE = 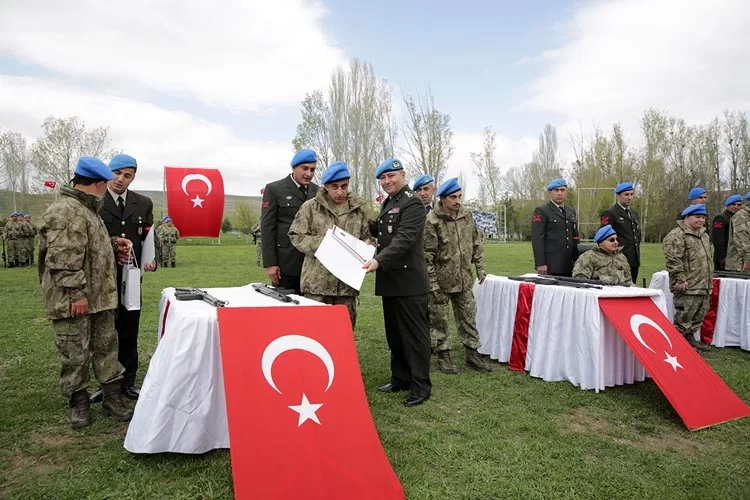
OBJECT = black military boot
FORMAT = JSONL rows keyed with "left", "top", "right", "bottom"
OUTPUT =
{"left": 69, "top": 389, "right": 92, "bottom": 429}
{"left": 101, "top": 381, "right": 134, "bottom": 421}
{"left": 466, "top": 347, "right": 492, "bottom": 372}
{"left": 171, "top": 261, "right": 175, "bottom": 268}
{"left": 685, "top": 334, "right": 710, "bottom": 352}
{"left": 436, "top": 350, "right": 459, "bottom": 374}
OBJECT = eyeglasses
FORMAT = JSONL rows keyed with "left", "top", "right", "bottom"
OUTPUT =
{"left": 606, "top": 237, "right": 618, "bottom": 243}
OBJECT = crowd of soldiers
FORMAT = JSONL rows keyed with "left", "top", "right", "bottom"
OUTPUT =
{"left": 2, "top": 212, "right": 38, "bottom": 267}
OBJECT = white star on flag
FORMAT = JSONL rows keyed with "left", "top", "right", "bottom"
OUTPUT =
{"left": 288, "top": 393, "right": 323, "bottom": 427}
{"left": 663, "top": 351, "right": 683, "bottom": 372}
{"left": 191, "top": 195, "right": 204, "bottom": 207}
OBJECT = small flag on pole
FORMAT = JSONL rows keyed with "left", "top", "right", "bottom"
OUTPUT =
{"left": 44, "top": 180, "right": 56, "bottom": 189}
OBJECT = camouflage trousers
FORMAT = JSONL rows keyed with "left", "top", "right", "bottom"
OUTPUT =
{"left": 7, "top": 239, "right": 23, "bottom": 264}
{"left": 52, "top": 310, "right": 124, "bottom": 397}
{"left": 161, "top": 244, "right": 176, "bottom": 264}
{"left": 304, "top": 294, "right": 358, "bottom": 329}
{"left": 430, "top": 288, "right": 481, "bottom": 351}
{"left": 255, "top": 242, "right": 261, "bottom": 266}
{"left": 672, "top": 293, "right": 710, "bottom": 338}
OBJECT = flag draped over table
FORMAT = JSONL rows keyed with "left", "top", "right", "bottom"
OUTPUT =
{"left": 164, "top": 166, "right": 224, "bottom": 238}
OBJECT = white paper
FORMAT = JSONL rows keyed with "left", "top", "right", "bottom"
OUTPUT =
{"left": 141, "top": 227, "right": 156, "bottom": 274}
{"left": 314, "top": 226, "right": 375, "bottom": 291}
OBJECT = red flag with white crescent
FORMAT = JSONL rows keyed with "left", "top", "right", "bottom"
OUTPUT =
{"left": 165, "top": 166, "right": 224, "bottom": 237}
{"left": 217, "top": 305, "right": 404, "bottom": 500}
{"left": 44, "top": 180, "right": 56, "bottom": 189}
{"left": 599, "top": 297, "right": 750, "bottom": 430}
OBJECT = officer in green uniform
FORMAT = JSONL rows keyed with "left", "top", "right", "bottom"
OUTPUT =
{"left": 531, "top": 179, "right": 580, "bottom": 276}
{"left": 712, "top": 194, "right": 743, "bottom": 271}
{"left": 600, "top": 182, "right": 640, "bottom": 282}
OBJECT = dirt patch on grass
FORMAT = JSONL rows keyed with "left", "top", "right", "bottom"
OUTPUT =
{"left": 9, "top": 452, "right": 63, "bottom": 476}
{"left": 33, "top": 433, "right": 75, "bottom": 448}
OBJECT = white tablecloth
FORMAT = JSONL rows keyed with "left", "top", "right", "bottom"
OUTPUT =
{"left": 124, "top": 284, "right": 323, "bottom": 454}
{"left": 475, "top": 276, "right": 668, "bottom": 392}
{"left": 650, "top": 271, "right": 750, "bottom": 350}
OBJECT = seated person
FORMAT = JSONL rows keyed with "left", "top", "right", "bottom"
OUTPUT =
{"left": 572, "top": 225, "right": 632, "bottom": 286}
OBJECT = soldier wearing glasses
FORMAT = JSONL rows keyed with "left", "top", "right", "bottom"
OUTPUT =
{"left": 572, "top": 225, "right": 632, "bottom": 285}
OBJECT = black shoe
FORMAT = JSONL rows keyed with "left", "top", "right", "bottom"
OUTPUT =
{"left": 171, "top": 262, "right": 175, "bottom": 268}
{"left": 122, "top": 384, "right": 140, "bottom": 400}
{"left": 377, "top": 383, "right": 408, "bottom": 393}
{"left": 404, "top": 395, "right": 430, "bottom": 407}
{"left": 89, "top": 389, "right": 103, "bottom": 404}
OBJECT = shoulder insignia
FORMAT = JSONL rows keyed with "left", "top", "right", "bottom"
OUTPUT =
{"left": 262, "top": 201, "right": 269, "bottom": 208}
{"left": 601, "top": 216, "right": 609, "bottom": 225}
{"left": 713, "top": 221, "right": 723, "bottom": 228}
{"left": 532, "top": 214, "right": 542, "bottom": 223}
{"left": 405, "top": 191, "right": 413, "bottom": 197}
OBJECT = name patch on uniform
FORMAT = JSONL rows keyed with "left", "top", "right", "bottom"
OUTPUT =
{"left": 285, "top": 196, "right": 293, "bottom": 200}
{"left": 388, "top": 208, "right": 400, "bottom": 214}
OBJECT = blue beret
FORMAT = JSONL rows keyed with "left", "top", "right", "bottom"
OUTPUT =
{"left": 291, "top": 149, "right": 317, "bottom": 167}
{"left": 375, "top": 158, "right": 404, "bottom": 179}
{"left": 75, "top": 157, "right": 114, "bottom": 181}
{"left": 688, "top": 187, "right": 706, "bottom": 200}
{"left": 109, "top": 153, "right": 137, "bottom": 171}
{"left": 437, "top": 177, "right": 461, "bottom": 198}
{"left": 412, "top": 174, "right": 435, "bottom": 191}
{"left": 681, "top": 204, "right": 707, "bottom": 217}
{"left": 594, "top": 225, "right": 617, "bottom": 243}
{"left": 725, "top": 194, "right": 743, "bottom": 206}
{"left": 745, "top": 192, "right": 750, "bottom": 200}
{"left": 546, "top": 178, "right": 567, "bottom": 191}
{"left": 615, "top": 182, "right": 634, "bottom": 194}
{"left": 163, "top": 216, "right": 172, "bottom": 223}
{"left": 321, "top": 161, "right": 350, "bottom": 184}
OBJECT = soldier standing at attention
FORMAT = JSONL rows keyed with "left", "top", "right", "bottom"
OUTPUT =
{"left": 3, "top": 212, "right": 22, "bottom": 267}
{"left": 363, "top": 159, "right": 432, "bottom": 407}
{"left": 412, "top": 174, "right": 436, "bottom": 212}
{"left": 663, "top": 204, "right": 712, "bottom": 351}
{"left": 725, "top": 192, "right": 750, "bottom": 272}
{"left": 572, "top": 225, "right": 632, "bottom": 285}
{"left": 600, "top": 182, "right": 640, "bottom": 282}
{"left": 712, "top": 194, "right": 743, "bottom": 271}
{"left": 158, "top": 216, "right": 180, "bottom": 267}
{"left": 23, "top": 214, "right": 38, "bottom": 265}
{"left": 289, "top": 162, "right": 371, "bottom": 328}
{"left": 531, "top": 178, "right": 580, "bottom": 276}
{"left": 261, "top": 149, "right": 319, "bottom": 294}
{"left": 424, "top": 178, "right": 492, "bottom": 374}
{"left": 38, "top": 157, "right": 134, "bottom": 428}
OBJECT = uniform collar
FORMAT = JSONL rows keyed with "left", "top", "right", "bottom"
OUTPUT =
{"left": 108, "top": 186, "right": 127, "bottom": 204}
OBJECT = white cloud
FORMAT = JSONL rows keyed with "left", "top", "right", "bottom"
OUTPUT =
{"left": 0, "top": 0, "right": 345, "bottom": 111}
{"left": 0, "top": 76, "right": 295, "bottom": 195}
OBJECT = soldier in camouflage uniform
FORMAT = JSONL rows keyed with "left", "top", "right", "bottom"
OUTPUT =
{"left": 158, "top": 216, "right": 180, "bottom": 267}
{"left": 663, "top": 204, "right": 713, "bottom": 351}
{"left": 572, "top": 225, "right": 632, "bottom": 285}
{"left": 38, "top": 157, "right": 134, "bottom": 428}
{"left": 21, "top": 214, "right": 37, "bottom": 265}
{"left": 725, "top": 192, "right": 750, "bottom": 272}
{"left": 3, "top": 213, "right": 18, "bottom": 266}
{"left": 289, "top": 162, "right": 370, "bottom": 328}
{"left": 251, "top": 222, "right": 261, "bottom": 266}
{"left": 424, "top": 178, "right": 492, "bottom": 374}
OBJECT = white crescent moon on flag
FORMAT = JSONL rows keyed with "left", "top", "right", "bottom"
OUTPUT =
{"left": 629, "top": 314, "right": 673, "bottom": 353}
{"left": 181, "top": 174, "right": 212, "bottom": 197}
{"left": 261, "top": 334, "right": 335, "bottom": 394}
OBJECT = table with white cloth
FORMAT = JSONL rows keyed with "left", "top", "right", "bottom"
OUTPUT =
{"left": 475, "top": 276, "right": 668, "bottom": 392}
{"left": 650, "top": 270, "right": 750, "bottom": 350}
{"left": 124, "top": 284, "right": 323, "bottom": 454}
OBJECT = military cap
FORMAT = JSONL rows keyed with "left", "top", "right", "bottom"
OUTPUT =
{"left": 594, "top": 225, "right": 617, "bottom": 243}
{"left": 615, "top": 182, "right": 634, "bottom": 194}
{"left": 75, "top": 157, "right": 114, "bottom": 181}
{"left": 546, "top": 178, "right": 567, "bottom": 191}
{"left": 375, "top": 158, "right": 404, "bottom": 179}
{"left": 412, "top": 174, "right": 435, "bottom": 191}
{"left": 436, "top": 177, "right": 461, "bottom": 198}
{"left": 321, "top": 161, "right": 350, "bottom": 184}
{"left": 688, "top": 187, "right": 706, "bottom": 200}
{"left": 109, "top": 153, "right": 138, "bottom": 171}
{"left": 745, "top": 192, "right": 750, "bottom": 200}
{"left": 681, "top": 204, "right": 707, "bottom": 217}
{"left": 725, "top": 194, "right": 743, "bottom": 206}
{"left": 164, "top": 216, "right": 173, "bottom": 223}
{"left": 291, "top": 149, "right": 317, "bottom": 167}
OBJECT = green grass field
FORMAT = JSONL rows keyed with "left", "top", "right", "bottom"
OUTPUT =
{"left": 1, "top": 241, "right": 748, "bottom": 499}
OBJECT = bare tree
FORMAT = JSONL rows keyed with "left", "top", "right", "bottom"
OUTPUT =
{"left": 533, "top": 124, "right": 561, "bottom": 175}
{"left": 401, "top": 87, "right": 453, "bottom": 181}
{"left": 471, "top": 127, "right": 501, "bottom": 209}
{"left": 292, "top": 90, "right": 332, "bottom": 175}
{"left": 723, "top": 110, "right": 745, "bottom": 192}
{"left": 0, "top": 131, "right": 31, "bottom": 211}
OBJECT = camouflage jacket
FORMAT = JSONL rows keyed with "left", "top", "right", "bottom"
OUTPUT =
{"left": 3, "top": 220, "right": 23, "bottom": 239}
{"left": 20, "top": 221, "right": 37, "bottom": 238}
{"left": 572, "top": 247, "right": 632, "bottom": 285}
{"left": 159, "top": 224, "right": 180, "bottom": 246}
{"left": 289, "top": 189, "right": 370, "bottom": 297}
{"left": 39, "top": 186, "right": 119, "bottom": 319}
{"left": 663, "top": 221, "right": 713, "bottom": 294}
{"left": 725, "top": 205, "right": 750, "bottom": 271}
{"left": 424, "top": 202, "right": 486, "bottom": 293}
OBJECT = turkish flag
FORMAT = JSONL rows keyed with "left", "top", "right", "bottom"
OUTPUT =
{"left": 44, "top": 180, "right": 56, "bottom": 189}
{"left": 217, "top": 305, "right": 405, "bottom": 500}
{"left": 165, "top": 166, "right": 224, "bottom": 237}
{"left": 375, "top": 194, "right": 384, "bottom": 203}
{"left": 599, "top": 297, "right": 750, "bottom": 430}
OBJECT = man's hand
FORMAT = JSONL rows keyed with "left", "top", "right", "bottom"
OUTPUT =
{"left": 478, "top": 276, "right": 486, "bottom": 285}
{"left": 674, "top": 282, "right": 688, "bottom": 293}
{"left": 144, "top": 260, "right": 157, "bottom": 272}
{"left": 743, "top": 262, "right": 750, "bottom": 272}
{"left": 266, "top": 266, "right": 281, "bottom": 285}
{"left": 116, "top": 238, "right": 132, "bottom": 265}
{"left": 536, "top": 265, "right": 548, "bottom": 275}
{"left": 362, "top": 259, "right": 379, "bottom": 273}
{"left": 71, "top": 297, "right": 89, "bottom": 317}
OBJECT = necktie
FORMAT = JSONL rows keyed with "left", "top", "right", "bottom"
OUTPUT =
{"left": 625, "top": 208, "right": 631, "bottom": 219}
{"left": 299, "top": 185, "right": 308, "bottom": 198}
{"left": 117, "top": 196, "right": 125, "bottom": 217}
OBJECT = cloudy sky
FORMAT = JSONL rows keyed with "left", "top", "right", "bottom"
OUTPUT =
{"left": 1, "top": 0, "right": 748, "bottom": 196}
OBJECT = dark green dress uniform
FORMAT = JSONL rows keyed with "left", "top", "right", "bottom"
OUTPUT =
{"left": 372, "top": 185, "right": 432, "bottom": 401}
{"left": 531, "top": 202, "right": 580, "bottom": 277}
{"left": 711, "top": 209, "right": 733, "bottom": 271}
{"left": 100, "top": 189, "right": 155, "bottom": 390}
{"left": 600, "top": 204, "right": 641, "bottom": 282}
{"left": 260, "top": 175, "right": 318, "bottom": 294}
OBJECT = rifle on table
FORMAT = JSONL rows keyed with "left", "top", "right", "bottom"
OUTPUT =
{"left": 173, "top": 287, "right": 228, "bottom": 307}
{"left": 252, "top": 283, "right": 300, "bottom": 304}
{"left": 714, "top": 270, "right": 750, "bottom": 280}
{"left": 549, "top": 275, "right": 604, "bottom": 286}
{"left": 508, "top": 276, "right": 603, "bottom": 290}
